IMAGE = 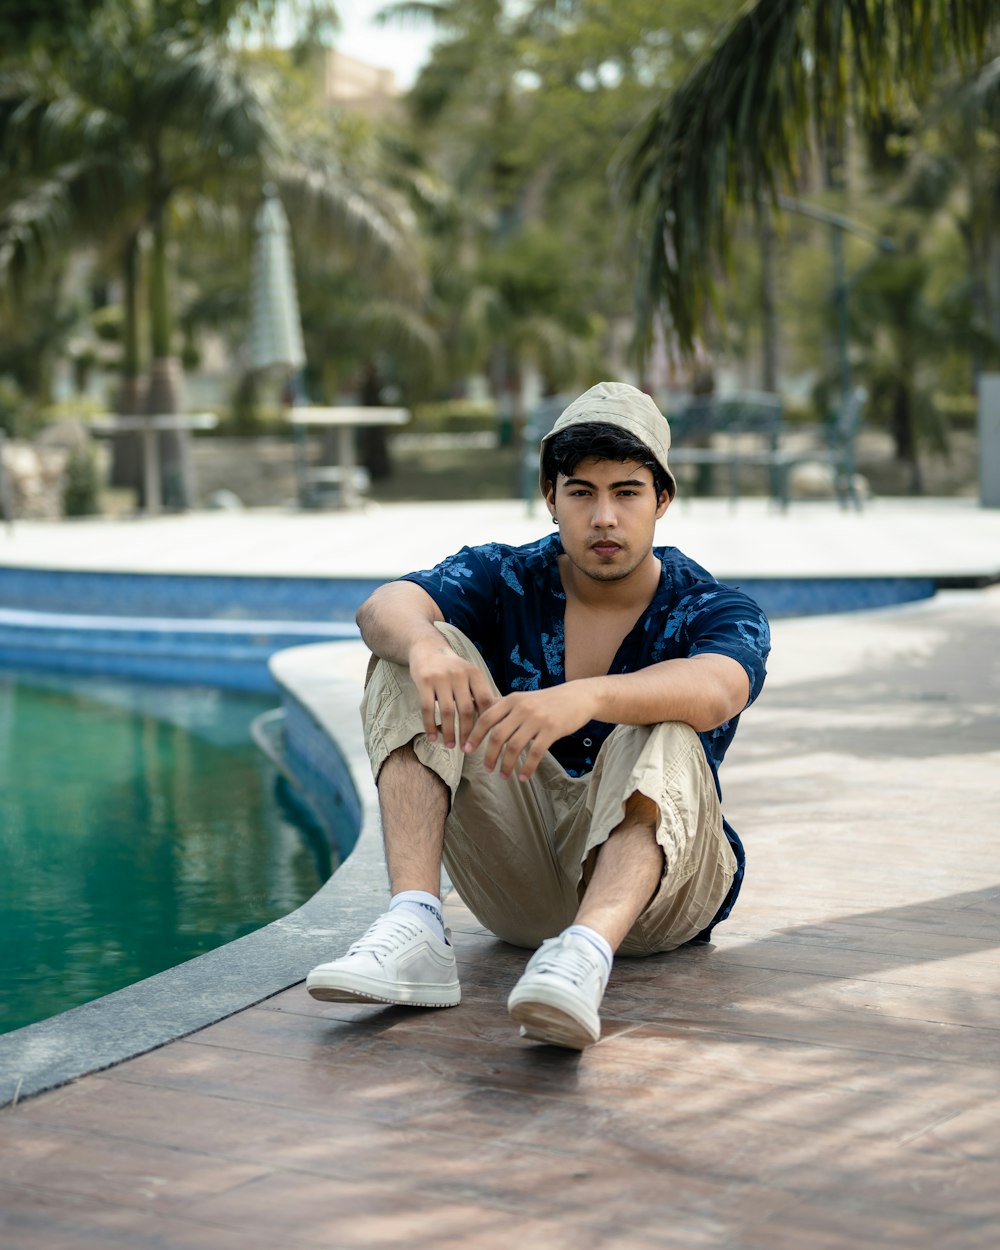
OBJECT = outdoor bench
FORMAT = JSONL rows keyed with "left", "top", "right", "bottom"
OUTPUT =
{"left": 669, "top": 389, "right": 864, "bottom": 510}
{"left": 287, "top": 406, "right": 409, "bottom": 509}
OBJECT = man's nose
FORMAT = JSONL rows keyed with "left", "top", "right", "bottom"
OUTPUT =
{"left": 592, "top": 494, "right": 617, "bottom": 526}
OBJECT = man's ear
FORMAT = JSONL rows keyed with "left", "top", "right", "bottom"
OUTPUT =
{"left": 544, "top": 481, "right": 557, "bottom": 517}
{"left": 655, "top": 489, "right": 671, "bottom": 519}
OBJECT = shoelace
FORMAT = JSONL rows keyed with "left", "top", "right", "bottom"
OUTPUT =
{"left": 347, "top": 915, "right": 421, "bottom": 963}
{"left": 532, "top": 942, "right": 602, "bottom": 988}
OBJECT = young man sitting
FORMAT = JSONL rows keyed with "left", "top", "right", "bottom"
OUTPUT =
{"left": 306, "top": 381, "right": 770, "bottom": 1049}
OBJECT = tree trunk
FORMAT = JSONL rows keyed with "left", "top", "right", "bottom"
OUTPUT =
{"left": 988, "top": 228, "right": 1000, "bottom": 368}
{"left": 145, "top": 201, "right": 190, "bottom": 509}
{"left": 146, "top": 357, "right": 189, "bottom": 510}
{"left": 111, "top": 232, "right": 145, "bottom": 492}
{"left": 759, "top": 212, "right": 779, "bottom": 392}
{"left": 357, "top": 362, "right": 392, "bottom": 481}
{"left": 149, "top": 205, "right": 171, "bottom": 360}
{"left": 890, "top": 380, "right": 923, "bottom": 495}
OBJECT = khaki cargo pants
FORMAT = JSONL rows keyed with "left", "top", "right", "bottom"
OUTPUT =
{"left": 361, "top": 623, "right": 736, "bottom": 955}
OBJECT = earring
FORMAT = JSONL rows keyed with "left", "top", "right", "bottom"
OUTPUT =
{"left": 551, "top": 515, "right": 559, "bottom": 524}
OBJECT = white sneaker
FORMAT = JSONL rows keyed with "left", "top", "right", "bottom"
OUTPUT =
{"left": 306, "top": 911, "right": 461, "bottom": 1007}
{"left": 507, "top": 931, "right": 609, "bottom": 1049}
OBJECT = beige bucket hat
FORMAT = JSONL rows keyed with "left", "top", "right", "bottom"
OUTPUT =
{"left": 539, "top": 381, "right": 676, "bottom": 499}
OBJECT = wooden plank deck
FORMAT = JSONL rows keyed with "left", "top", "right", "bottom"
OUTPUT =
{"left": 1, "top": 589, "right": 998, "bottom": 1249}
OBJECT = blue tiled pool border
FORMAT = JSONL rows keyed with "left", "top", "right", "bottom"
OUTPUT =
{"left": 0, "top": 565, "right": 946, "bottom": 691}
{"left": 0, "top": 567, "right": 381, "bottom": 621}
{"left": 731, "top": 575, "right": 939, "bottom": 618}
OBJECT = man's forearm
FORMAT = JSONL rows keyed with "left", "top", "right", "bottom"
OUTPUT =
{"left": 583, "top": 654, "right": 750, "bottom": 733}
{"left": 357, "top": 580, "right": 496, "bottom": 747}
{"left": 463, "top": 652, "right": 751, "bottom": 782}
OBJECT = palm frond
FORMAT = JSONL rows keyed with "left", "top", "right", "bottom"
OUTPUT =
{"left": 617, "top": 0, "right": 997, "bottom": 353}
{"left": 0, "top": 81, "right": 119, "bottom": 178}
{"left": 0, "top": 175, "right": 71, "bottom": 289}
{"left": 374, "top": 2, "right": 451, "bottom": 28}
{"left": 0, "top": 145, "right": 143, "bottom": 285}
{"left": 276, "top": 158, "right": 427, "bottom": 299}
{"left": 357, "top": 299, "right": 443, "bottom": 391}
{"left": 972, "top": 53, "right": 1000, "bottom": 108}
{"left": 512, "top": 313, "right": 590, "bottom": 388}
{"left": 145, "top": 36, "right": 279, "bottom": 165}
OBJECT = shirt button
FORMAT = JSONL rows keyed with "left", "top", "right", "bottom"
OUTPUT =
{"left": 582, "top": 737, "right": 593, "bottom": 747}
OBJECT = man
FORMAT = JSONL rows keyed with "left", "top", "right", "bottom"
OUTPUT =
{"left": 306, "top": 381, "right": 770, "bottom": 1049}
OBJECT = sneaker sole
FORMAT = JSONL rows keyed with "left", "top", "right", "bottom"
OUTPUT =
{"left": 306, "top": 972, "right": 460, "bottom": 1008}
{"left": 508, "top": 998, "right": 600, "bottom": 1049}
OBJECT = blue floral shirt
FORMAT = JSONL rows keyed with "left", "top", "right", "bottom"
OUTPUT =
{"left": 402, "top": 532, "right": 770, "bottom": 933}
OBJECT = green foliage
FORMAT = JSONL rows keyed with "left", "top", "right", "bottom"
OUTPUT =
{"left": 0, "top": 1, "right": 108, "bottom": 55}
{"left": 91, "top": 305, "right": 123, "bottom": 344}
{"left": 222, "top": 370, "right": 285, "bottom": 435}
{"left": 0, "top": 377, "right": 23, "bottom": 436}
{"left": 409, "top": 399, "right": 497, "bottom": 433}
{"left": 0, "top": 8, "right": 279, "bottom": 384}
{"left": 376, "top": 0, "right": 737, "bottom": 407}
{"left": 62, "top": 443, "right": 102, "bottom": 516}
{"left": 842, "top": 212, "right": 979, "bottom": 485}
{"left": 619, "top": 0, "right": 998, "bottom": 353}
{"left": 1, "top": 0, "right": 995, "bottom": 502}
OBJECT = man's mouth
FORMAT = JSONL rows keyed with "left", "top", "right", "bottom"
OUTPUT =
{"left": 590, "top": 541, "right": 621, "bottom": 556}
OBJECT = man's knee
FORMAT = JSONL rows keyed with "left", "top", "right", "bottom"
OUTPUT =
{"left": 363, "top": 625, "right": 486, "bottom": 697}
{"left": 620, "top": 789, "right": 660, "bottom": 830}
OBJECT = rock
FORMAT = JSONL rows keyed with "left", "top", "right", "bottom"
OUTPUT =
{"left": 1, "top": 440, "right": 68, "bottom": 519}
{"left": 36, "top": 418, "right": 93, "bottom": 452}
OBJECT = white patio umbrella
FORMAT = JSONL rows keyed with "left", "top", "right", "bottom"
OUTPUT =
{"left": 249, "top": 187, "right": 306, "bottom": 380}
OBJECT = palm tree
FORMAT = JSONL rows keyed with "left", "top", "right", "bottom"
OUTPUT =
{"left": 379, "top": 2, "right": 611, "bottom": 457}
{"left": 896, "top": 56, "right": 1000, "bottom": 370}
{"left": 618, "top": 0, "right": 996, "bottom": 355}
{"left": 3, "top": 17, "right": 281, "bottom": 502}
{"left": 845, "top": 224, "right": 969, "bottom": 493}
{"left": 0, "top": 6, "right": 421, "bottom": 504}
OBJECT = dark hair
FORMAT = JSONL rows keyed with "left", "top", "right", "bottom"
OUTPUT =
{"left": 542, "top": 422, "right": 670, "bottom": 498}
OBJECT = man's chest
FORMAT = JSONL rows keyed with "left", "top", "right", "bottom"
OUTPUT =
{"left": 562, "top": 599, "right": 645, "bottom": 681}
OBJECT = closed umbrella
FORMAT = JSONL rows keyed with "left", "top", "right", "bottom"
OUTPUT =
{"left": 249, "top": 186, "right": 306, "bottom": 379}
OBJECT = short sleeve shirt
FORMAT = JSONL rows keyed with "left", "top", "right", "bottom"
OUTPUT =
{"left": 401, "top": 532, "right": 770, "bottom": 931}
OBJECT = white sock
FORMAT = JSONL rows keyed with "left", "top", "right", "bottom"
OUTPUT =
{"left": 565, "top": 924, "right": 613, "bottom": 985}
{"left": 389, "top": 890, "right": 446, "bottom": 943}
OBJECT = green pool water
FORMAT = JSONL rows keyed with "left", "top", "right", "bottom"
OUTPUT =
{"left": 0, "top": 669, "right": 330, "bottom": 1036}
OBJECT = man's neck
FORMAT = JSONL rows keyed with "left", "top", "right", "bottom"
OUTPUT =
{"left": 558, "top": 548, "right": 662, "bottom": 614}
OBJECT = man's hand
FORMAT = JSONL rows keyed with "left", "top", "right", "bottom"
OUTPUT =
{"left": 463, "top": 682, "right": 599, "bottom": 782}
{"left": 409, "top": 634, "right": 497, "bottom": 749}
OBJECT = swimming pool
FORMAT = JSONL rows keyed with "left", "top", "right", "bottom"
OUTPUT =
{"left": 0, "top": 668, "right": 335, "bottom": 1035}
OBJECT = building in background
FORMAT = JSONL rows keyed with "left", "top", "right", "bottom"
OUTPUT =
{"left": 323, "top": 49, "right": 401, "bottom": 118}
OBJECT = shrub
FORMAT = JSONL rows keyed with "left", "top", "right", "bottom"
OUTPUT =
{"left": 63, "top": 445, "right": 102, "bottom": 517}
{"left": 409, "top": 399, "right": 497, "bottom": 435}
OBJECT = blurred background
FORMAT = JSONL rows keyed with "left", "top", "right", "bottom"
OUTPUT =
{"left": 1, "top": 0, "right": 997, "bottom": 517}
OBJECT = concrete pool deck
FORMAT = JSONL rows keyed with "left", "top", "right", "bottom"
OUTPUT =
{"left": 1, "top": 497, "right": 999, "bottom": 1247}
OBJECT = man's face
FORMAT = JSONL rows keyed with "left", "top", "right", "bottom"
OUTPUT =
{"left": 545, "top": 456, "right": 670, "bottom": 584}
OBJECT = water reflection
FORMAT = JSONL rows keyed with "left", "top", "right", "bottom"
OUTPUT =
{"left": 0, "top": 670, "right": 329, "bottom": 1034}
